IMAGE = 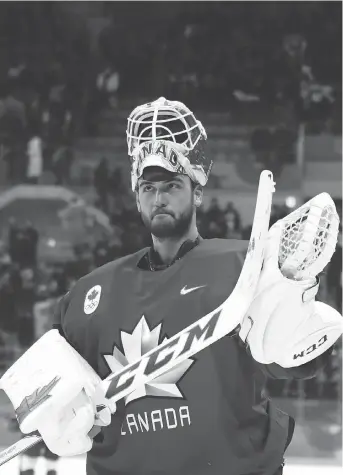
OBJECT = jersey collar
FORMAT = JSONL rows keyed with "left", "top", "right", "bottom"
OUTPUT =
{"left": 138, "top": 235, "right": 202, "bottom": 271}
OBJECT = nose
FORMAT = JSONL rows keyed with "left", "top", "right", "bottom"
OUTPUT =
{"left": 154, "top": 188, "right": 167, "bottom": 207}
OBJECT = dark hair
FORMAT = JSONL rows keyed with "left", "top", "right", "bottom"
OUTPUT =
{"left": 191, "top": 181, "right": 202, "bottom": 192}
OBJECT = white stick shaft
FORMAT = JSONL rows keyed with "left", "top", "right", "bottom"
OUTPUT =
{"left": 0, "top": 434, "right": 42, "bottom": 467}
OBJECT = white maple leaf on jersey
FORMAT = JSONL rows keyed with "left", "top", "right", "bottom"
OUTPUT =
{"left": 103, "top": 316, "right": 194, "bottom": 404}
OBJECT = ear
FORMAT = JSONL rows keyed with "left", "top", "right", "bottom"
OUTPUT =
{"left": 193, "top": 185, "right": 203, "bottom": 208}
{"left": 135, "top": 190, "right": 141, "bottom": 213}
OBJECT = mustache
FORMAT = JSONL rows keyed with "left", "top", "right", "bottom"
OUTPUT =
{"left": 152, "top": 208, "right": 174, "bottom": 218}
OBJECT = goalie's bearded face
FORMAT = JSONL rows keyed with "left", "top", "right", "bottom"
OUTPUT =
{"left": 136, "top": 167, "right": 197, "bottom": 239}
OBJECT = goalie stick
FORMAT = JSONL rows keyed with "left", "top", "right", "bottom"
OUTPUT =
{"left": 0, "top": 170, "right": 275, "bottom": 467}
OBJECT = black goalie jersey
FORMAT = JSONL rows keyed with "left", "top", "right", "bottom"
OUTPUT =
{"left": 55, "top": 239, "right": 329, "bottom": 475}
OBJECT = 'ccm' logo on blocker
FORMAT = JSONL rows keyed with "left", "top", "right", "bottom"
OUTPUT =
{"left": 293, "top": 334, "right": 328, "bottom": 360}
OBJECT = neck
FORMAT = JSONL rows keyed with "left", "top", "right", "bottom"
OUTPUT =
{"left": 152, "top": 225, "right": 198, "bottom": 265}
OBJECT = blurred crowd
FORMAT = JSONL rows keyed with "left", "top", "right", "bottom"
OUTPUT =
{"left": 0, "top": 2, "right": 341, "bottom": 185}
{"left": 0, "top": 71, "right": 75, "bottom": 185}
{"left": 98, "top": 2, "right": 341, "bottom": 130}
{"left": 0, "top": 2, "right": 88, "bottom": 185}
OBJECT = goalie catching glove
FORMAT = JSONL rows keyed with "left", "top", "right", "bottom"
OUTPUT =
{"left": 239, "top": 193, "right": 343, "bottom": 367}
{"left": 0, "top": 330, "right": 114, "bottom": 456}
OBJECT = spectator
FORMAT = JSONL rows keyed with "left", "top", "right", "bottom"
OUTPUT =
{"left": 23, "top": 220, "right": 39, "bottom": 268}
{"left": 205, "top": 198, "right": 227, "bottom": 238}
{"left": 196, "top": 205, "right": 208, "bottom": 237}
{"left": 327, "top": 223, "right": 342, "bottom": 311}
{"left": 7, "top": 217, "right": 21, "bottom": 265}
{"left": 224, "top": 202, "right": 242, "bottom": 236}
{"left": 250, "top": 127, "right": 280, "bottom": 174}
{"left": 51, "top": 141, "right": 74, "bottom": 185}
{"left": 109, "top": 166, "right": 123, "bottom": 192}
{"left": 26, "top": 129, "right": 43, "bottom": 184}
{"left": 7, "top": 61, "right": 27, "bottom": 81}
{"left": 94, "top": 156, "right": 110, "bottom": 212}
{"left": 59, "top": 198, "right": 95, "bottom": 246}
{"left": 0, "top": 269, "right": 21, "bottom": 335}
{"left": 96, "top": 66, "right": 120, "bottom": 109}
{"left": 207, "top": 197, "right": 225, "bottom": 223}
{"left": 16, "top": 267, "right": 36, "bottom": 348}
{"left": 0, "top": 242, "right": 20, "bottom": 334}
{"left": 85, "top": 66, "right": 120, "bottom": 136}
{"left": 0, "top": 82, "right": 26, "bottom": 132}
{"left": 11, "top": 226, "right": 31, "bottom": 269}
{"left": 225, "top": 210, "right": 242, "bottom": 239}
{"left": 72, "top": 242, "right": 94, "bottom": 279}
{"left": 0, "top": 82, "right": 27, "bottom": 184}
{"left": 108, "top": 166, "right": 126, "bottom": 214}
{"left": 6, "top": 218, "right": 39, "bottom": 269}
{"left": 62, "top": 109, "right": 74, "bottom": 142}
{"left": 0, "top": 240, "right": 11, "bottom": 266}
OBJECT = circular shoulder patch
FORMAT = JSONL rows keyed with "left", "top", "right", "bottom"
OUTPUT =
{"left": 84, "top": 285, "right": 102, "bottom": 315}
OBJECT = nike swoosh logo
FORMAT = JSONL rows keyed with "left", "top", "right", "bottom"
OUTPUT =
{"left": 180, "top": 285, "right": 206, "bottom": 295}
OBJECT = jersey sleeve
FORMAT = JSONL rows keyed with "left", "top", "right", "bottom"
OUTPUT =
{"left": 52, "top": 291, "right": 72, "bottom": 343}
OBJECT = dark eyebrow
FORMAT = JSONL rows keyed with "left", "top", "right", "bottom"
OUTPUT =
{"left": 169, "top": 176, "right": 185, "bottom": 184}
{"left": 139, "top": 176, "right": 184, "bottom": 187}
{"left": 138, "top": 180, "right": 155, "bottom": 190}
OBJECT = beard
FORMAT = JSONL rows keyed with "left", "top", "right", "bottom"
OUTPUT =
{"left": 140, "top": 201, "right": 194, "bottom": 239}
